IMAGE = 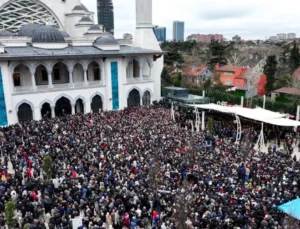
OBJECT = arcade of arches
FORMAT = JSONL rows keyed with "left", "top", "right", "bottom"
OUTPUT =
{"left": 17, "top": 90, "right": 152, "bottom": 122}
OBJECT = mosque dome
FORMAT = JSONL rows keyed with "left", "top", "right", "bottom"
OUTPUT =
{"left": 94, "top": 36, "right": 118, "bottom": 45}
{"left": 60, "top": 31, "right": 70, "bottom": 38}
{"left": 73, "top": 5, "right": 85, "bottom": 11}
{"left": 18, "top": 23, "right": 41, "bottom": 37}
{"left": 0, "top": 29, "right": 14, "bottom": 36}
{"left": 32, "top": 25, "right": 65, "bottom": 43}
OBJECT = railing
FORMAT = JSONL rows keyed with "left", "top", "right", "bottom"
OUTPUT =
{"left": 53, "top": 83, "right": 71, "bottom": 89}
{"left": 74, "top": 82, "right": 85, "bottom": 87}
{"left": 36, "top": 85, "right": 49, "bottom": 91}
{"left": 86, "top": 80, "right": 102, "bottom": 86}
{"left": 126, "top": 76, "right": 152, "bottom": 83}
{"left": 13, "top": 81, "right": 105, "bottom": 94}
{"left": 14, "top": 86, "right": 32, "bottom": 92}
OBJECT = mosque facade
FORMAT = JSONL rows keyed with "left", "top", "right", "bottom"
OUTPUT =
{"left": 0, "top": 0, "right": 164, "bottom": 125}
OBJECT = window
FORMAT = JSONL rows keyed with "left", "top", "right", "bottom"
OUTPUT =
{"left": 94, "top": 68, "right": 100, "bottom": 81}
{"left": 13, "top": 72, "right": 21, "bottom": 86}
{"left": 53, "top": 67, "right": 60, "bottom": 81}
{"left": 224, "top": 72, "right": 233, "bottom": 76}
{"left": 226, "top": 80, "right": 232, "bottom": 86}
{"left": 41, "top": 68, "right": 48, "bottom": 82}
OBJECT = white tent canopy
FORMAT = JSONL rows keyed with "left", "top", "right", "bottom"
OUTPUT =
{"left": 189, "top": 103, "right": 300, "bottom": 127}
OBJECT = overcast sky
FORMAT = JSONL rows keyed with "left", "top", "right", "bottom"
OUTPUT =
{"left": 84, "top": 0, "right": 300, "bottom": 40}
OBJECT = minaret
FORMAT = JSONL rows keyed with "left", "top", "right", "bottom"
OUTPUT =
{"left": 134, "top": 0, "right": 160, "bottom": 50}
{"left": 136, "top": 0, "right": 152, "bottom": 28}
{"left": 134, "top": 0, "right": 163, "bottom": 102}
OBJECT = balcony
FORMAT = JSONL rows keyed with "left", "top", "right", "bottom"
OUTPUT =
{"left": 13, "top": 80, "right": 104, "bottom": 94}
{"left": 126, "top": 76, "right": 152, "bottom": 84}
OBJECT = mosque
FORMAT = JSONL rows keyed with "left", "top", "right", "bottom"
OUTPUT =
{"left": 0, "top": 0, "right": 164, "bottom": 125}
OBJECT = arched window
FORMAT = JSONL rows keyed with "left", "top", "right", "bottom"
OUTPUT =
{"left": 73, "top": 63, "right": 84, "bottom": 83}
{"left": 75, "top": 99, "right": 84, "bottom": 114}
{"left": 55, "top": 97, "right": 71, "bottom": 116}
{"left": 91, "top": 95, "right": 103, "bottom": 113}
{"left": 87, "top": 61, "right": 101, "bottom": 81}
{"left": 35, "top": 65, "right": 48, "bottom": 85}
{"left": 18, "top": 103, "right": 33, "bottom": 122}
{"left": 12, "top": 64, "right": 30, "bottom": 87}
{"left": 126, "top": 59, "right": 140, "bottom": 79}
{"left": 128, "top": 89, "right": 140, "bottom": 107}
{"left": 41, "top": 102, "right": 51, "bottom": 119}
{"left": 142, "top": 91, "right": 151, "bottom": 106}
{"left": 52, "top": 62, "right": 69, "bottom": 84}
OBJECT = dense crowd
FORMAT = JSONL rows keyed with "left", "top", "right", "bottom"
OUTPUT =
{"left": 0, "top": 104, "right": 299, "bottom": 229}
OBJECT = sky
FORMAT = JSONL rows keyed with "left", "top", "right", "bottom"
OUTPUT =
{"left": 84, "top": 0, "right": 300, "bottom": 40}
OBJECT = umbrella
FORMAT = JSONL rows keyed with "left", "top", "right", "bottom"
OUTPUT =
{"left": 278, "top": 198, "right": 300, "bottom": 220}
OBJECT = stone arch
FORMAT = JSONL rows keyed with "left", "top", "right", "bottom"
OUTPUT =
{"left": 16, "top": 99, "right": 35, "bottom": 112}
{"left": 142, "top": 88, "right": 153, "bottom": 96}
{"left": 126, "top": 58, "right": 141, "bottom": 79}
{"left": 51, "top": 61, "right": 70, "bottom": 84}
{"left": 34, "top": 64, "right": 49, "bottom": 85}
{"left": 127, "top": 88, "right": 141, "bottom": 107}
{"left": 16, "top": 100, "right": 35, "bottom": 121}
{"left": 74, "top": 95, "right": 86, "bottom": 104}
{"left": 53, "top": 93, "right": 74, "bottom": 105}
{"left": 126, "top": 86, "right": 142, "bottom": 99}
{"left": 39, "top": 99, "right": 53, "bottom": 108}
{"left": 86, "top": 60, "right": 102, "bottom": 81}
{"left": 72, "top": 63, "right": 84, "bottom": 83}
{"left": 125, "top": 57, "right": 141, "bottom": 68}
{"left": 11, "top": 62, "right": 32, "bottom": 87}
{"left": 142, "top": 90, "right": 151, "bottom": 106}
{"left": 90, "top": 92, "right": 104, "bottom": 103}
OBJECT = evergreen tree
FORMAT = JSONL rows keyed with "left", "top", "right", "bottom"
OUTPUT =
{"left": 5, "top": 200, "right": 16, "bottom": 228}
{"left": 207, "top": 41, "right": 233, "bottom": 70}
{"left": 161, "top": 67, "right": 172, "bottom": 86}
{"left": 264, "top": 55, "right": 278, "bottom": 93}
{"left": 43, "top": 156, "right": 53, "bottom": 181}
{"left": 289, "top": 41, "right": 300, "bottom": 73}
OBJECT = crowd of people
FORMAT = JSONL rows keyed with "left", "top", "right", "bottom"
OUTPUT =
{"left": 0, "top": 103, "right": 299, "bottom": 229}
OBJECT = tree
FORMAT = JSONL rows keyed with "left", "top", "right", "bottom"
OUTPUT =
{"left": 161, "top": 67, "right": 172, "bottom": 86}
{"left": 207, "top": 40, "right": 233, "bottom": 70}
{"left": 264, "top": 55, "right": 278, "bottom": 93}
{"left": 203, "top": 78, "right": 213, "bottom": 96}
{"left": 207, "top": 118, "right": 214, "bottom": 137}
{"left": 275, "top": 75, "right": 293, "bottom": 89}
{"left": 289, "top": 41, "right": 300, "bottom": 73}
{"left": 5, "top": 200, "right": 16, "bottom": 228}
{"left": 43, "top": 156, "right": 53, "bottom": 181}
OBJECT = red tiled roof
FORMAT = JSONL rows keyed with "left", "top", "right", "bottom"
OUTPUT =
{"left": 293, "top": 66, "right": 300, "bottom": 80}
{"left": 167, "top": 67, "right": 175, "bottom": 74}
{"left": 217, "top": 65, "right": 242, "bottom": 72}
{"left": 273, "top": 87, "right": 300, "bottom": 96}
{"left": 185, "top": 66, "right": 207, "bottom": 77}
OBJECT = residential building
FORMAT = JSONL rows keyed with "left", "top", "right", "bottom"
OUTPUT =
{"left": 215, "top": 65, "right": 249, "bottom": 87}
{"left": 0, "top": 0, "right": 164, "bottom": 125}
{"left": 184, "top": 66, "right": 213, "bottom": 85}
{"left": 153, "top": 26, "right": 166, "bottom": 42}
{"left": 168, "top": 66, "right": 183, "bottom": 76}
{"left": 173, "top": 21, "right": 184, "bottom": 41}
{"left": 271, "top": 87, "right": 300, "bottom": 101}
{"left": 97, "top": 0, "right": 114, "bottom": 35}
{"left": 186, "top": 34, "right": 223, "bottom": 43}
{"left": 277, "top": 33, "right": 287, "bottom": 40}
{"left": 232, "top": 35, "right": 241, "bottom": 42}
{"left": 288, "top": 33, "right": 296, "bottom": 39}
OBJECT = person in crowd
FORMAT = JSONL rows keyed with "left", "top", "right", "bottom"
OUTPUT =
{"left": 0, "top": 100, "right": 299, "bottom": 228}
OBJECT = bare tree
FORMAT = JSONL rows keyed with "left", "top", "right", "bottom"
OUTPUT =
{"left": 244, "top": 58, "right": 266, "bottom": 107}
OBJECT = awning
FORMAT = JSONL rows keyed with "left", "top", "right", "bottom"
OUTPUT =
{"left": 278, "top": 198, "right": 300, "bottom": 220}
{"left": 190, "top": 103, "right": 300, "bottom": 127}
